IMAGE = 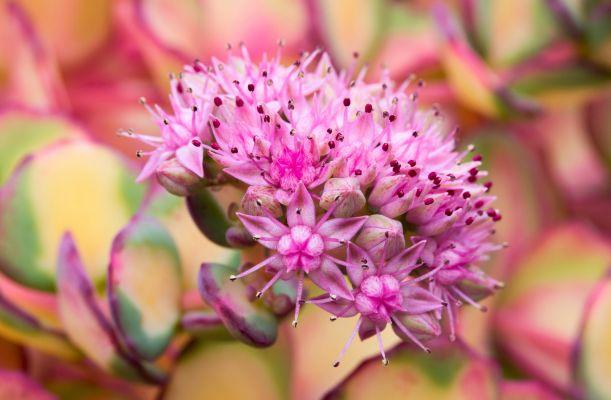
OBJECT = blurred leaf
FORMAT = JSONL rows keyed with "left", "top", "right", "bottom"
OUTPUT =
{"left": 56, "top": 233, "right": 165, "bottom": 383}
{"left": 198, "top": 263, "right": 278, "bottom": 347}
{"left": 499, "top": 380, "right": 561, "bottom": 400}
{"left": 0, "top": 140, "right": 145, "bottom": 291}
{"left": 574, "top": 270, "right": 611, "bottom": 400}
{"left": 494, "top": 223, "right": 611, "bottom": 394}
{"left": 0, "top": 109, "right": 85, "bottom": 184}
{"left": 0, "top": 369, "right": 57, "bottom": 400}
{"left": 323, "top": 343, "right": 499, "bottom": 399}
{"left": 163, "top": 337, "right": 291, "bottom": 400}
{"left": 108, "top": 216, "right": 182, "bottom": 361}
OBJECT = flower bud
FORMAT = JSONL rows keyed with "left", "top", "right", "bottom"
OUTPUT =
{"left": 320, "top": 177, "right": 366, "bottom": 217}
{"left": 155, "top": 158, "right": 200, "bottom": 196}
{"left": 355, "top": 214, "right": 405, "bottom": 262}
{"left": 225, "top": 225, "right": 256, "bottom": 248}
{"left": 392, "top": 312, "right": 442, "bottom": 342}
{"left": 241, "top": 185, "right": 283, "bottom": 217}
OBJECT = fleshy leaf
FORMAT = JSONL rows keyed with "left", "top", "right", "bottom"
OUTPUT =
{"left": 0, "top": 287, "right": 79, "bottom": 360}
{"left": 0, "top": 109, "right": 85, "bottom": 185}
{"left": 574, "top": 271, "right": 611, "bottom": 400}
{"left": 186, "top": 186, "right": 234, "bottom": 248}
{"left": 324, "top": 343, "right": 498, "bottom": 399}
{"left": 108, "top": 216, "right": 182, "bottom": 361}
{"left": 0, "top": 369, "right": 57, "bottom": 400}
{"left": 163, "top": 337, "right": 290, "bottom": 400}
{"left": 0, "top": 139, "right": 145, "bottom": 291}
{"left": 500, "top": 380, "right": 561, "bottom": 400}
{"left": 198, "top": 262, "right": 278, "bottom": 347}
{"left": 56, "top": 233, "right": 165, "bottom": 383}
{"left": 494, "top": 224, "right": 611, "bottom": 394}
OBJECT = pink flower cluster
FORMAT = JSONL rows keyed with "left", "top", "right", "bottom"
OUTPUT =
{"left": 129, "top": 45, "right": 504, "bottom": 366}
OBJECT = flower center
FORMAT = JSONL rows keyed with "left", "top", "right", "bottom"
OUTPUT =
{"left": 277, "top": 225, "right": 324, "bottom": 273}
{"left": 355, "top": 275, "right": 403, "bottom": 322}
{"left": 269, "top": 147, "right": 317, "bottom": 191}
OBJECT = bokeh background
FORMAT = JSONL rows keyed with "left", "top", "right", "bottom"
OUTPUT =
{"left": 0, "top": 0, "right": 609, "bottom": 399}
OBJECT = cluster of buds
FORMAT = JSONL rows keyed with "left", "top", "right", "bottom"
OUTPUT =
{"left": 127, "top": 44, "right": 505, "bottom": 366}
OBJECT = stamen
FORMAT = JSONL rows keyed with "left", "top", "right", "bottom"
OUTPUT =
{"left": 333, "top": 317, "right": 362, "bottom": 367}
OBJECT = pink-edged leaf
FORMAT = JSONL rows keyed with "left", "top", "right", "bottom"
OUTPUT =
{"left": 287, "top": 183, "right": 316, "bottom": 227}
{"left": 319, "top": 216, "right": 368, "bottom": 250}
{"left": 56, "top": 233, "right": 165, "bottom": 383}
{"left": 309, "top": 257, "right": 354, "bottom": 300}
{"left": 0, "top": 369, "right": 56, "bottom": 400}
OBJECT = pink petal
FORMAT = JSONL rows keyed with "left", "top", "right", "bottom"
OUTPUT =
{"left": 308, "top": 257, "right": 354, "bottom": 300}
{"left": 346, "top": 243, "right": 376, "bottom": 287}
{"left": 236, "top": 213, "right": 287, "bottom": 248}
{"left": 287, "top": 182, "right": 316, "bottom": 227}
{"left": 400, "top": 285, "right": 444, "bottom": 314}
{"left": 319, "top": 216, "right": 368, "bottom": 250}
{"left": 313, "top": 296, "right": 357, "bottom": 318}
{"left": 224, "top": 163, "right": 269, "bottom": 186}
{"left": 383, "top": 240, "right": 426, "bottom": 278}
{"left": 136, "top": 150, "right": 170, "bottom": 182}
{"left": 176, "top": 142, "right": 204, "bottom": 177}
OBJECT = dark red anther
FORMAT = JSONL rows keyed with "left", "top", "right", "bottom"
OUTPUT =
{"left": 382, "top": 143, "right": 389, "bottom": 151}
{"left": 354, "top": 169, "right": 362, "bottom": 176}
{"left": 364, "top": 104, "right": 373, "bottom": 113}
{"left": 474, "top": 200, "right": 484, "bottom": 208}
{"left": 176, "top": 82, "right": 184, "bottom": 93}
{"left": 447, "top": 190, "right": 455, "bottom": 196}
{"left": 445, "top": 209, "right": 453, "bottom": 216}
{"left": 465, "top": 217, "right": 474, "bottom": 225}
{"left": 412, "top": 130, "right": 419, "bottom": 137}
{"left": 212, "top": 119, "right": 221, "bottom": 128}
{"left": 486, "top": 208, "right": 497, "bottom": 217}
{"left": 392, "top": 164, "right": 401, "bottom": 174}
{"left": 257, "top": 105, "right": 264, "bottom": 114}
{"left": 263, "top": 115, "right": 271, "bottom": 123}
{"left": 231, "top": 147, "right": 238, "bottom": 154}
{"left": 472, "top": 154, "right": 482, "bottom": 161}
{"left": 328, "top": 141, "right": 336, "bottom": 149}
{"left": 434, "top": 177, "right": 442, "bottom": 185}
{"left": 389, "top": 115, "right": 396, "bottom": 122}
{"left": 424, "top": 198, "right": 434, "bottom": 205}
{"left": 214, "top": 97, "right": 223, "bottom": 106}
{"left": 463, "top": 192, "right": 471, "bottom": 199}
{"left": 343, "top": 98, "right": 351, "bottom": 107}
{"left": 428, "top": 172, "right": 437, "bottom": 180}
{"left": 335, "top": 133, "right": 344, "bottom": 141}
{"left": 408, "top": 169, "right": 418, "bottom": 177}
{"left": 484, "top": 181, "right": 493, "bottom": 191}
{"left": 492, "top": 214, "right": 502, "bottom": 222}
{"left": 236, "top": 97, "right": 244, "bottom": 107}
{"left": 396, "top": 189, "right": 405, "bottom": 198}
{"left": 468, "top": 176, "right": 477, "bottom": 183}
{"left": 415, "top": 188, "right": 422, "bottom": 197}
{"left": 248, "top": 83, "right": 255, "bottom": 92}
{"left": 327, "top": 128, "right": 333, "bottom": 134}
{"left": 211, "top": 142, "right": 220, "bottom": 150}
{"left": 469, "top": 168, "right": 478, "bottom": 176}
{"left": 408, "top": 160, "right": 416, "bottom": 167}
{"left": 191, "top": 139, "right": 201, "bottom": 147}
{"left": 390, "top": 160, "right": 399, "bottom": 167}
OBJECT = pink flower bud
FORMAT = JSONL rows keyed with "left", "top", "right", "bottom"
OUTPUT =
{"left": 240, "top": 186, "right": 283, "bottom": 218}
{"left": 320, "top": 177, "right": 366, "bottom": 217}
{"left": 155, "top": 158, "right": 201, "bottom": 196}
{"left": 355, "top": 214, "right": 405, "bottom": 262}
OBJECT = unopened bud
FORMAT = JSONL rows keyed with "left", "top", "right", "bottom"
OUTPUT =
{"left": 355, "top": 214, "right": 405, "bottom": 262}
{"left": 320, "top": 177, "right": 366, "bottom": 217}
{"left": 241, "top": 186, "right": 282, "bottom": 217}
{"left": 156, "top": 158, "right": 201, "bottom": 196}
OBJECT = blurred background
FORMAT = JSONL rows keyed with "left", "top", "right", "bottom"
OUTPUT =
{"left": 0, "top": 0, "right": 609, "bottom": 399}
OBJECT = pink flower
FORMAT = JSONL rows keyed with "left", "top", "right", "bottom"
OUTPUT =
{"left": 312, "top": 243, "right": 445, "bottom": 366}
{"left": 233, "top": 183, "right": 367, "bottom": 326}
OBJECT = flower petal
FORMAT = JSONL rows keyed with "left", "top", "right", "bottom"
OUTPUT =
{"left": 319, "top": 216, "right": 368, "bottom": 250}
{"left": 176, "top": 142, "right": 204, "bottom": 177}
{"left": 383, "top": 240, "right": 426, "bottom": 278}
{"left": 287, "top": 183, "right": 316, "bottom": 227}
{"left": 400, "top": 285, "right": 444, "bottom": 314}
{"left": 224, "top": 163, "right": 269, "bottom": 186}
{"left": 236, "top": 213, "right": 287, "bottom": 248}
{"left": 309, "top": 257, "right": 354, "bottom": 300}
{"left": 346, "top": 243, "right": 376, "bottom": 287}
